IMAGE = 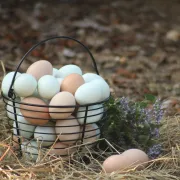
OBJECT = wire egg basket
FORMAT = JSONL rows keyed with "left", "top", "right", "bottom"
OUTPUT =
{"left": 2, "top": 36, "right": 110, "bottom": 161}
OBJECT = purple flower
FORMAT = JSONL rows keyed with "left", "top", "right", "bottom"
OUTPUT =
{"left": 147, "top": 144, "right": 162, "bottom": 159}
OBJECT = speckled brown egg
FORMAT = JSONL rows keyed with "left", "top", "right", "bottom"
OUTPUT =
{"left": 61, "top": 73, "right": 85, "bottom": 95}
{"left": 49, "top": 92, "right": 76, "bottom": 119}
{"left": 26, "top": 60, "right": 53, "bottom": 80}
{"left": 20, "top": 97, "right": 50, "bottom": 125}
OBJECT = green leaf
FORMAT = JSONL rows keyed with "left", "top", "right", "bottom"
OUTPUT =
{"left": 137, "top": 101, "right": 148, "bottom": 108}
{"left": 144, "top": 94, "right": 156, "bottom": 103}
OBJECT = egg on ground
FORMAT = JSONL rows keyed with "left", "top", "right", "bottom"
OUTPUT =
{"left": 55, "top": 116, "right": 80, "bottom": 145}
{"left": 102, "top": 149, "right": 149, "bottom": 173}
{"left": 20, "top": 97, "right": 50, "bottom": 125}
{"left": 49, "top": 92, "right": 76, "bottom": 119}
{"left": 26, "top": 60, "right": 53, "bottom": 80}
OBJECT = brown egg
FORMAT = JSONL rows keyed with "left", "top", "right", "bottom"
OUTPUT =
{"left": 61, "top": 73, "right": 85, "bottom": 95}
{"left": 26, "top": 60, "right": 53, "bottom": 80}
{"left": 102, "top": 149, "right": 149, "bottom": 173}
{"left": 20, "top": 97, "right": 50, "bottom": 125}
{"left": 49, "top": 142, "right": 76, "bottom": 160}
{"left": 55, "top": 116, "right": 80, "bottom": 145}
{"left": 49, "top": 92, "right": 76, "bottom": 119}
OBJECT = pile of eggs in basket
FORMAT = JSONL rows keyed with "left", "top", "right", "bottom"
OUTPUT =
{"left": 1, "top": 60, "right": 110, "bottom": 161}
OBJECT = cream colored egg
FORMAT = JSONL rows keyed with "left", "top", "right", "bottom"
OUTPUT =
{"left": 55, "top": 116, "right": 80, "bottom": 145}
{"left": 49, "top": 92, "right": 76, "bottom": 119}
{"left": 80, "top": 123, "right": 100, "bottom": 146}
{"left": 26, "top": 60, "right": 53, "bottom": 80}
{"left": 102, "top": 149, "right": 149, "bottom": 173}
{"left": 61, "top": 73, "right": 85, "bottom": 95}
{"left": 20, "top": 97, "right": 50, "bottom": 125}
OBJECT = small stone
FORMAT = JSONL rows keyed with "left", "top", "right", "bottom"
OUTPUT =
{"left": 166, "top": 30, "right": 180, "bottom": 42}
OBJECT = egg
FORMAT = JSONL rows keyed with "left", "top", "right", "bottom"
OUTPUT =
{"left": 1, "top": 71, "right": 21, "bottom": 97}
{"left": 49, "top": 92, "right": 76, "bottom": 119}
{"left": 53, "top": 68, "right": 61, "bottom": 78}
{"left": 20, "top": 97, "right": 50, "bottom": 125}
{"left": 49, "top": 142, "right": 76, "bottom": 159}
{"left": 80, "top": 123, "right": 100, "bottom": 146}
{"left": 34, "top": 124, "right": 56, "bottom": 147}
{"left": 55, "top": 116, "right": 80, "bottom": 145}
{"left": 57, "top": 78, "right": 64, "bottom": 88}
{"left": 102, "top": 149, "right": 149, "bottom": 173}
{"left": 26, "top": 60, "right": 53, "bottom": 80}
{"left": 21, "top": 141, "right": 39, "bottom": 161}
{"left": 91, "top": 79, "right": 110, "bottom": 101}
{"left": 14, "top": 73, "right": 37, "bottom": 97}
{"left": 82, "top": 73, "right": 103, "bottom": 83}
{"left": 13, "top": 112, "right": 35, "bottom": 139}
{"left": 75, "top": 83, "right": 102, "bottom": 105}
{"left": 6, "top": 98, "right": 20, "bottom": 120}
{"left": 59, "top": 64, "right": 82, "bottom": 78}
{"left": 38, "top": 75, "right": 60, "bottom": 100}
{"left": 61, "top": 73, "right": 85, "bottom": 95}
{"left": 77, "top": 104, "right": 104, "bottom": 124}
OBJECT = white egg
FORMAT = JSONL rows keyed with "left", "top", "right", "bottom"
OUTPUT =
{"left": 21, "top": 141, "right": 39, "bottom": 161}
{"left": 58, "top": 64, "right": 82, "bottom": 78}
{"left": 91, "top": 79, "right": 110, "bottom": 100}
{"left": 53, "top": 68, "right": 61, "bottom": 78}
{"left": 13, "top": 113, "right": 35, "bottom": 139}
{"left": 6, "top": 99, "right": 20, "bottom": 120}
{"left": 34, "top": 125, "right": 56, "bottom": 147}
{"left": 82, "top": 73, "right": 103, "bottom": 83}
{"left": 75, "top": 83, "right": 102, "bottom": 105}
{"left": 77, "top": 104, "right": 104, "bottom": 124}
{"left": 56, "top": 78, "right": 64, "bottom": 88}
{"left": 1, "top": 71, "right": 21, "bottom": 97}
{"left": 38, "top": 75, "right": 60, "bottom": 100}
{"left": 14, "top": 73, "right": 37, "bottom": 97}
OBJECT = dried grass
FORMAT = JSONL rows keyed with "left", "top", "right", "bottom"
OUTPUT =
{"left": 0, "top": 62, "right": 180, "bottom": 180}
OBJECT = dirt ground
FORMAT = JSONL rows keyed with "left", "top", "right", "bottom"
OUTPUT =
{"left": 0, "top": 0, "right": 180, "bottom": 106}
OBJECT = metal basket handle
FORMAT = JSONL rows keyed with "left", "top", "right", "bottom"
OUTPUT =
{"left": 8, "top": 36, "right": 99, "bottom": 98}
